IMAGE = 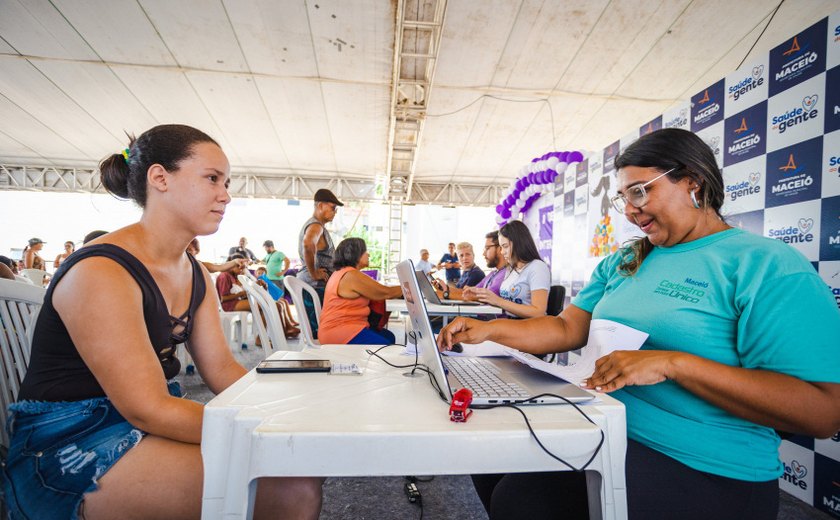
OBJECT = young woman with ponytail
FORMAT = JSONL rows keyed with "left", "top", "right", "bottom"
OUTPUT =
{"left": 2, "top": 124, "right": 323, "bottom": 519}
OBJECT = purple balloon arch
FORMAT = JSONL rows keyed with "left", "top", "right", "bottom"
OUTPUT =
{"left": 495, "top": 150, "right": 585, "bottom": 227}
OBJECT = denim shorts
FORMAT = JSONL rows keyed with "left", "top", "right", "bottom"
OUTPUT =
{"left": 2, "top": 382, "right": 182, "bottom": 520}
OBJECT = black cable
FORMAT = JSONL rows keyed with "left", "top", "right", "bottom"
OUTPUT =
{"left": 370, "top": 340, "right": 604, "bottom": 471}
{"left": 471, "top": 393, "right": 606, "bottom": 472}
{"left": 737, "top": 0, "right": 784, "bottom": 70}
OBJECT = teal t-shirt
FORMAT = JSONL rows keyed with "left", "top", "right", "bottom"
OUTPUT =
{"left": 572, "top": 228, "right": 840, "bottom": 482}
{"left": 264, "top": 251, "right": 287, "bottom": 282}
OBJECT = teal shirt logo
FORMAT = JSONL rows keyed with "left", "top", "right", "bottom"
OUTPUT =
{"left": 653, "top": 278, "right": 709, "bottom": 304}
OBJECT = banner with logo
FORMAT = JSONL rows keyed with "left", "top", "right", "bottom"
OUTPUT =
{"left": 547, "top": 10, "right": 840, "bottom": 516}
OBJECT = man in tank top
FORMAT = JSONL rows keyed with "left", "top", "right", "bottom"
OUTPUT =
{"left": 296, "top": 189, "right": 343, "bottom": 335}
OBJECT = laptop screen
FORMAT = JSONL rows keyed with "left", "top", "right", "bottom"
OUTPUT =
{"left": 397, "top": 259, "right": 453, "bottom": 401}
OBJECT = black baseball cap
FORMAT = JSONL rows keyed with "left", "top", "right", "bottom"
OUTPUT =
{"left": 313, "top": 188, "right": 344, "bottom": 206}
{"left": 263, "top": 240, "right": 274, "bottom": 247}
{"left": 28, "top": 237, "right": 45, "bottom": 246}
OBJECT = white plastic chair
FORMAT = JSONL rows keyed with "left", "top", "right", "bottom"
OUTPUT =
{"left": 210, "top": 272, "right": 253, "bottom": 350}
{"left": 21, "top": 269, "right": 47, "bottom": 286}
{"left": 238, "top": 275, "right": 295, "bottom": 356}
{"left": 0, "top": 279, "right": 45, "bottom": 449}
{"left": 283, "top": 276, "right": 321, "bottom": 349}
{"left": 219, "top": 309, "right": 251, "bottom": 350}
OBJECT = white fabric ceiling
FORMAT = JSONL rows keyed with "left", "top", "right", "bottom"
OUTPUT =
{"left": 1, "top": 0, "right": 838, "bottom": 190}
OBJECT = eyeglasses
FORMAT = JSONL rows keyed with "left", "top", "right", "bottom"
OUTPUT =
{"left": 610, "top": 167, "right": 678, "bottom": 213}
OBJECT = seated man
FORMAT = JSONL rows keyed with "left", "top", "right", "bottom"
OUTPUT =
{"left": 416, "top": 249, "right": 434, "bottom": 275}
{"left": 228, "top": 236, "right": 258, "bottom": 263}
{"left": 432, "top": 241, "right": 484, "bottom": 299}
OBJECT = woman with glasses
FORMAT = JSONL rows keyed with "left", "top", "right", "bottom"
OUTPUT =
{"left": 438, "top": 128, "right": 840, "bottom": 519}
{"left": 466, "top": 220, "right": 550, "bottom": 318}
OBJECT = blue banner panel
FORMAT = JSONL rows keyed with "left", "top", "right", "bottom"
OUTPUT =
{"left": 769, "top": 17, "right": 828, "bottom": 96}
{"left": 765, "top": 136, "right": 823, "bottom": 208}
{"left": 724, "top": 101, "right": 767, "bottom": 166}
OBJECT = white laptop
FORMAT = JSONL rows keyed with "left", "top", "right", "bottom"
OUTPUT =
{"left": 414, "top": 270, "right": 480, "bottom": 306}
{"left": 397, "top": 260, "right": 594, "bottom": 405}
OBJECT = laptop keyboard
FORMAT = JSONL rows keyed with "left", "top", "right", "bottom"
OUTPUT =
{"left": 444, "top": 357, "right": 530, "bottom": 398}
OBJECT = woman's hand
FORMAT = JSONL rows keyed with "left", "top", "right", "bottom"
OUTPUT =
{"left": 436, "top": 317, "right": 488, "bottom": 351}
{"left": 469, "top": 287, "right": 501, "bottom": 306}
{"left": 582, "top": 350, "right": 683, "bottom": 392}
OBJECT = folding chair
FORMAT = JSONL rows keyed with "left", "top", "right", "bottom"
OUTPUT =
{"left": 238, "top": 275, "right": 296, "bottom": 356}
{"left": 283, "top": 276, "right": 321, "bottom": 349}
{"left": 0, "top": 279, "right": 45, "bottom": 450}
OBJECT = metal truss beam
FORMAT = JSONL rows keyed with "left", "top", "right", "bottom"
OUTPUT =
{"left": 0, "top": 164, "right": 506, "bottom": 207}
{"left": 385, "top": 0, "right": 447, "bottom": 204}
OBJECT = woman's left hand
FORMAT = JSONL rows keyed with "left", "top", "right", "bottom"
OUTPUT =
{"left": 471, "top": 287, "right": 500, "bottom": 306}
{"left": 582, "top": 350, "right": 683, "bottom": 392}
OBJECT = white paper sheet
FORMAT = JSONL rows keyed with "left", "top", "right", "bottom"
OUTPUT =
{"left": 505, "top": 319, "right": 649, "bottom": 383}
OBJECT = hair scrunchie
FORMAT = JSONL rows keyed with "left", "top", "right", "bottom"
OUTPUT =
{"left": 121, "top": 148, "right": 130, "bottom": 164}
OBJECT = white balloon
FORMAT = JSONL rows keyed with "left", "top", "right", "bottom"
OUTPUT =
{"left": 515, "top": 198, "right": 525, "bottom": 208}
{"left": 555, "top": 162, "right": 568, "bottom": 173}
{"left": 495, "top": 214, "right": 505, "bottom": 225}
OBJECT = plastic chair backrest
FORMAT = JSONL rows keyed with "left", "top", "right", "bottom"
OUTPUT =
{"left": 21, "top": 269, "right": 47, "bottom": 286}
{"left": 0, "top": 279, "right": 45, "bottom": 449}
{"left": 283, "top": 276, "right": 321, "bottom": 348}
{"left": 238, "top": 275, "right": 290, "bottom": 356}
{"left": 547, "top": 285, "right": 566, "bottom": 316}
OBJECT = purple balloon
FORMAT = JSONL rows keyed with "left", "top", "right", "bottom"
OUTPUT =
{"left": 527, "top": 173, "right": 535, "bottom": 183}
{"left": 515, "top": 179, "right": 524, "bottom": 191}
{"left": 506, "top": 195, "right": 515, "bottom": 206}
{"left": 567, "top": 151, "right": 584, "bottom": 163}
{"left": 501, "top": 207, "right": 511, "bottom": 219}
{"left": 531, "top": 157, "right": 540, "bottom": 163}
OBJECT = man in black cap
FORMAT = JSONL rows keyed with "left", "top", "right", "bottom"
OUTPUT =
{"left": 297, "top": 188, "right": 343, "bottom": 335}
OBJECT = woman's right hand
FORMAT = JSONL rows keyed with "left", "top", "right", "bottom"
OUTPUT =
{"left": 436, "top": 317, "right": 488, "bottom": 351}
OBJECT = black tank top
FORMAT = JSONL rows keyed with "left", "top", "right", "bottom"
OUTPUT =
{"left": 18, "top": 244, "right": 206, "bottom": 402}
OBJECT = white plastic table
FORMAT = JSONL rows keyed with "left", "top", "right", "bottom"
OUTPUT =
{"left": 201, "top": 345, "right": 627, "bottom": 520}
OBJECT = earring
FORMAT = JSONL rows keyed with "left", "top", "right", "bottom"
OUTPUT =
{"left": 690, "top": 189, "right": 701, "bottom": 209}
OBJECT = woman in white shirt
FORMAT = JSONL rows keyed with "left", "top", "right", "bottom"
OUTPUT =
{"left": 469, "top": 220, "right": 549, "bottom": 318}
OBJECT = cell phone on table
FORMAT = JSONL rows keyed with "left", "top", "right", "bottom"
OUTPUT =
{"left": 256, "top": 360, "right": 332, "bottom": 373}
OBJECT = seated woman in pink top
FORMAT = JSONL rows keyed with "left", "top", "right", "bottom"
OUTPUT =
{"left": 318, "top": 238, "right": 402, "bottom": 345}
